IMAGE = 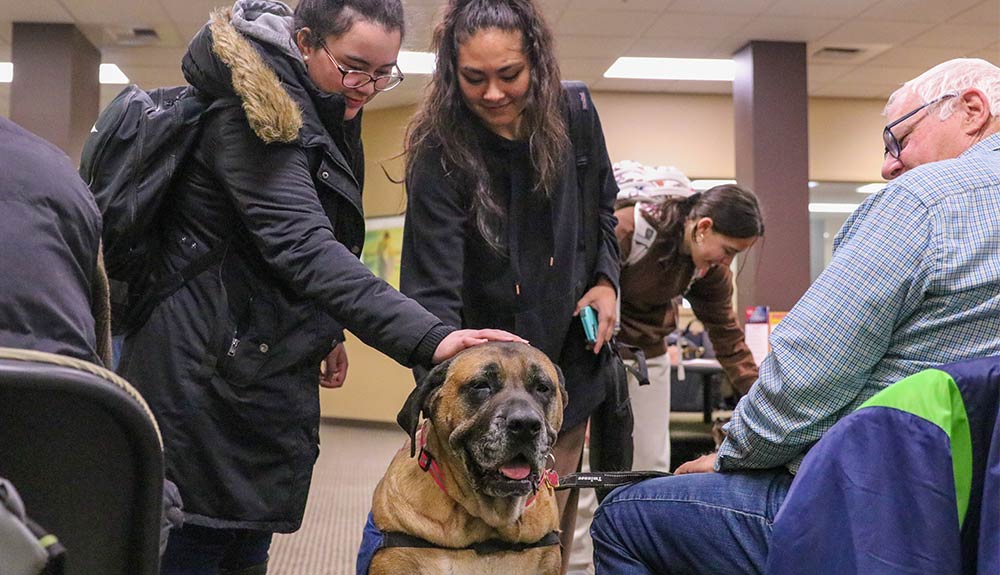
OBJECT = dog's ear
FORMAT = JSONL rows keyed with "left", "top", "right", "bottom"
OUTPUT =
{"left": 554, "top": 363, "right": 568, "bottom": 408}
{"left": 397, "top": 359, "right": 451, "bottom": 457}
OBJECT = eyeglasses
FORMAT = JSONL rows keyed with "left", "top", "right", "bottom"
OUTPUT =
{"left": 319, "top": 41, "right": 404, "bottom": 92}
{"left": 882, "top": 93, "right": 957, "bottom": 159}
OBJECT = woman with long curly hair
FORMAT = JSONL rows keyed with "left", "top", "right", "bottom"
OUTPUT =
{"left": 399, "top": 0, "right": 620, "bottom": 568}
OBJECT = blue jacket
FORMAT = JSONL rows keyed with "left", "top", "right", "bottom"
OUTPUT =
{"left": 766, "top": 357, "right": 1000, "bottom": 574}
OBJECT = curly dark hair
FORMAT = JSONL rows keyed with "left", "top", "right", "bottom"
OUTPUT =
{"left": 293, "top": 0, "right": 405, "bottom": 47}
{"left": 405, "top": 0, "right": 567, "bottom": 253}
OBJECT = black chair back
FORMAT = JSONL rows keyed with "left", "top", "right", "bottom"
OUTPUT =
{"left": 0, "top": 348, "right": 162, "bottom": 575}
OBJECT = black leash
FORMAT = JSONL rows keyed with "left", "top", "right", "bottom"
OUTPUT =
{"left": 555, "top": 470, "right": 672, "bottom": 491}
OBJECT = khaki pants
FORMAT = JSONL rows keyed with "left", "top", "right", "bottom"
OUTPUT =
{"left": 568, "top": 354, "right": 672, "bottom": 574}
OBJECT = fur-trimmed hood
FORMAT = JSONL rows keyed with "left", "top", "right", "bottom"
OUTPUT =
{"left": 182, "top": 1, "right": 317, "bottom": 143}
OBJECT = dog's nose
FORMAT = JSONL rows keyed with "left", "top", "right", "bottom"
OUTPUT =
{"left": 506, "top": 408, "right": 542, "bottom": 440}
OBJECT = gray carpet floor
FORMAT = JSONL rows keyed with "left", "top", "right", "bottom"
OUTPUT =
{"left": 270, "top": 421, "right": 406, "bottom": 575}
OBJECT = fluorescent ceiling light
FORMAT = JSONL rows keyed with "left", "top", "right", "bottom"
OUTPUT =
{"left": 690, "top": 179, "right": 736, "bottom": 191}
{"left": 398, "top": 51, "right": 435, "bottom": 75}
{"left": 809, "top": 203, "right": 859, "bottom": 214}
{"left": 855, "top": 182, "right": 884, "bottom": 194}
{"left": 0, "top": 62, "right": 128, "bottom": 84}
{"left": 100, "top": 64, "right": 129, "bottom": 84}
{"left": 605, "top": 57, "right": 735, "bottom": 81}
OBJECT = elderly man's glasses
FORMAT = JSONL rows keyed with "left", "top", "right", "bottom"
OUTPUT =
{"left": 883, "top": 93, "right": 957, "bottom": 159}
{"left": 319, "top": 41, "right": 404, "bottom": 92}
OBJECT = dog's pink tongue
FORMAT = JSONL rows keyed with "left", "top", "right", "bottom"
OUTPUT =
{"left": 500, "top": 464, "right": 532, "bottom": 480}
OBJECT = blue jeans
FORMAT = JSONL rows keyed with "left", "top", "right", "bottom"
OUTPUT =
{"left": 591, "top": 469, "right": 793, "bottom": 575}
{"left": 160, "top": 524, "right": 272, "bottom": 575}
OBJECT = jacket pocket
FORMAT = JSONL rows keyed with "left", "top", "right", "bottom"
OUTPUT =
{"left": 216, "top": 289, "right": 278, "bottom": 387}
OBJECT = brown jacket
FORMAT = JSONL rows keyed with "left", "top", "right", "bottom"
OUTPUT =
{"left": 615, "top": 202, "right": 757, "bottom": 394}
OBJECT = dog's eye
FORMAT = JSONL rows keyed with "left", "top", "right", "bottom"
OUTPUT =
{"left": 534, "top": 381, "right": 550, "bottom": 394}
{"left": 468, "top": 379, "right": 493, "bottom": 396}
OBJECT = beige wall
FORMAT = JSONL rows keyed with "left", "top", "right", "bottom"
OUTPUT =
{"left": 321, "top": 91, "right": 890, "bottom": 422}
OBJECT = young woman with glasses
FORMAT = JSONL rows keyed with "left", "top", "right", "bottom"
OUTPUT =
{"left": 399, "top": 0, "right": 620, "bottom": 570}
{"left": 117, "top": 1, "right": 523, "bottom": 573}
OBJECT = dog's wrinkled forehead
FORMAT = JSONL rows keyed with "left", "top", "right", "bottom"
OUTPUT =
{"left": 445, "top": 343, "right": 559, "bottom": 389}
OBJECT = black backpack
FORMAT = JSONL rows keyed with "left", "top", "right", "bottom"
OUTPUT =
{"left": 79, "top": 84, "right": 215, "bottom": 334}
{"left": 564, "top": 81, "right": 649, "bottom": 489}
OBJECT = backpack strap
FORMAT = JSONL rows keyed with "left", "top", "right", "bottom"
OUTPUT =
{"left": 563, "top": 81, "right": 597, "bottom": 266}
{"left": 624, "top": 201, "right": 657, "bottom": 267}
{"left": 122, "top": 241, "right": 229, "bottom": 334}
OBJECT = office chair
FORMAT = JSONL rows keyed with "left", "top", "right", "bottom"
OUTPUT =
{"left": 766, "top": 357, "right": 1000, "bottom": 575}
{"left": 0, "top": 348, "right": 163, "bottom": 575}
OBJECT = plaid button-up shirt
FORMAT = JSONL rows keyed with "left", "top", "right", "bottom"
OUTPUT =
{"left": 718, "top": 133, "right": 1000, "bottom": 473}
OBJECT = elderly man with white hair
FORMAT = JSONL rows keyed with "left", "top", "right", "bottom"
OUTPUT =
{"left": 591, "top": 57, "right": 1000, "bottom": 575}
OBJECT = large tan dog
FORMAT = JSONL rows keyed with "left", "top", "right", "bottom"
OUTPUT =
{"left": 368, "top": 342, "right": 567, "bottom": 575}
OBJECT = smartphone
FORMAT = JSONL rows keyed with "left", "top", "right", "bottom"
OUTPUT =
{"left": 581, "top": 305, "right": 598, "bottom": 344}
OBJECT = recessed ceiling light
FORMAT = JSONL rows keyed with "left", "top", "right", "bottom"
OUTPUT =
{"left": 0, "top": 63, "right": 11, "bottom": 83}
{"left": 855, "top": 183, "right": 884, "bottom": 194}
{"left": 604, "top": 57, "right": 735, "bottom": 81}
{"left": 398, "top": 51, "right": 435, "bottom": 75}
{"left": 100, "top": 64, "right": 129, "bottom": 84}
{"left": 808, "top": 181, "right": 819, "bottom": 188}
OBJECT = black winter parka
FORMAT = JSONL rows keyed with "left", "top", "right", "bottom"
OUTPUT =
{"left": 118, "top": 4, "right": 451, "bottom": 532}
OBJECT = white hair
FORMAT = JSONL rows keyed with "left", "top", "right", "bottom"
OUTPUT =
{"left": 884, "top": 58, "right": 1000, "bottom": 120}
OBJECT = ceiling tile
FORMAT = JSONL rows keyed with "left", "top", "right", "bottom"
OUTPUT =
{"left": 642, "top": 12, "right": 754, "bottom": 39}
{"left": 162, "top": 0, "right": 238, "bottom": 25}
{"left": 101, "top": 46, "right": 187, "bottom": 68}
{"left": 567, "top": 0, "right": 673, "bottom": 11}
{"left": 860, "top": 0, "right": 981, "bottom": 23}
{"left": 555, "top": 10, "right": 658, "bottom": 37}
{"left": 556, "top": 35, "right": 634, "bottom": 60}
{"left": 808, "top": 63, "right": 857, "bottom": 84}
{"left": 818, "top": 19, "right": 932, "bottom": 45}
{"left": 835, "top": 64, "right": 926, "bottom": 84}
{"left": 174, "top": 20, "right": 207, "bottom": 45}
{"left": 865, "top": 45, "right": 972, "bottom": 68}
{"left": 60, "top": 0, "right": 172, "bottom": 27}
{"left": 970, "top": 42, "right": 1000, "bottom": 64}
{"left": 767, "top": 0, "right": 880, "bottom": 19}
{"left": 719, "top": 16, "right": 843, "bottom": 54}
{"left": 402, "top": 4, "right": 441, "bottom": 52}
{"left": 667, "top": 0, "right": 774, "bottom": 15}
{"left": 625, "top": 36, "right": 726, "bottom": 58}
{"left": 811, "top": 82, "right": 897, "bottom": 98}
{"left": 536, "top": 0, "right": 572, "bottom": 21}
{"left": 907, "top": 24, "right": 1000, "bottom": 50}
{"left": 0, "top": 0, "right": 73, "bottom": 23}
{"left": 950, "top": 0, "right": 1000, "bottom": 25}
{"left": 558, "top": 56, "right": 616, "bottom": 85}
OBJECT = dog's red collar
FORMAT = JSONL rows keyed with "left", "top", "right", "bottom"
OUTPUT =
{"left": 416, "top": 423, "right": 448, "bottom": 494}
{"left": 415, "top": 423, "right": 558, "bottom": 505}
